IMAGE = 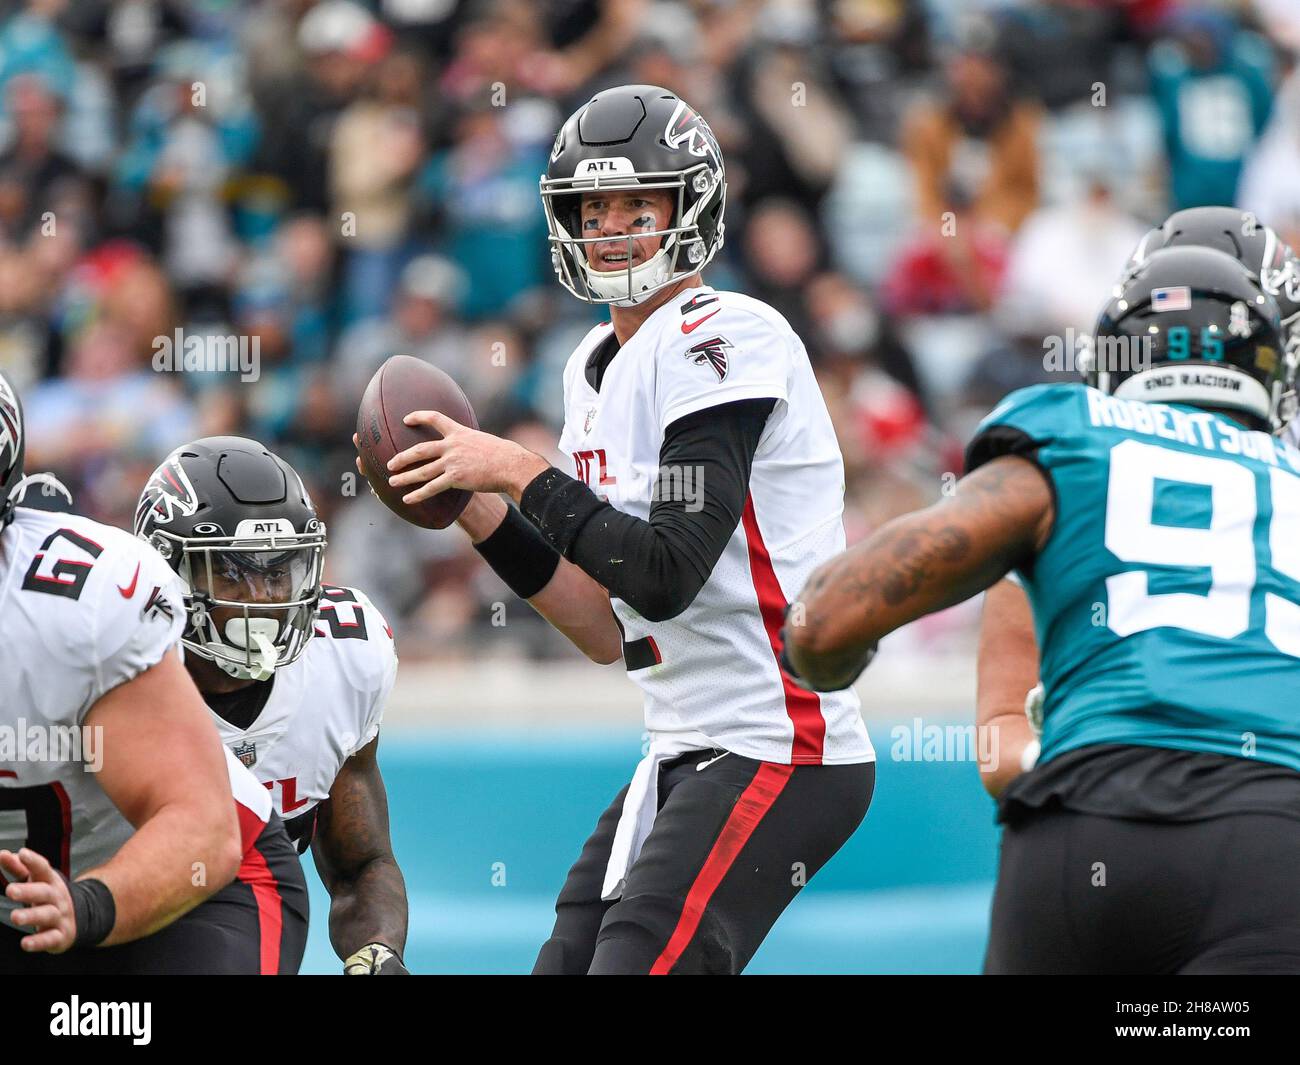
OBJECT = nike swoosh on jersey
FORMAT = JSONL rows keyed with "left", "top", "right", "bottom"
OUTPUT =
{"left": 681, "top": 308, "right": 721, "bottom": 334}
{"left": 117, "top": 562, "right": 141, "bottom": 598}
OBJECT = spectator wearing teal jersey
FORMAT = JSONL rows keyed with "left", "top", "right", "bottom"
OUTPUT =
{"left": 1148, "top": 11, "right": 1275, "bottom": 211}
{"left": 415, "top": 103, "right": 550, "bottom": 321}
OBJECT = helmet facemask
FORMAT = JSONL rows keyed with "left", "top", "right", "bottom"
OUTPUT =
{"left": 541, "top": 163, "right": 725, "bottom": 307}
{"left": 150, "top": 527, "right": 326, "bottom": 681}
{"left": 1261, "top": 254, "right": 1300, "bottom": 432}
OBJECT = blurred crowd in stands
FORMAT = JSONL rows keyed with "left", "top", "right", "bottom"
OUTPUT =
{"left": 3, "top": 0, "right": 1299, "bottom": 659}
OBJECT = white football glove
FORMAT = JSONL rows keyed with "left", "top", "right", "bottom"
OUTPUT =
{"left": 1024, "top": 682, "right": 1044, "bottom": 736}
{"left": 1020, "top": 682, "right": 1044, "bottom": 771}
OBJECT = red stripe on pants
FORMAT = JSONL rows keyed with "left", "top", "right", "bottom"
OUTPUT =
{"left": 650, "top": 761, "right": 795, "bottom": 975}
{"left": 741, "top": 494, "right": 826, "bottom": 763}
{"left": 235, "top": 802, "right": 283, "bottom": 975}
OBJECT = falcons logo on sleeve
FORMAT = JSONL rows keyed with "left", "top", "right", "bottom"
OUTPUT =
{"left": 684, "top": 335, "right": 731, "bottom": 382}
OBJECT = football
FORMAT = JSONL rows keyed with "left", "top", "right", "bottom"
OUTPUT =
{"left": 356, "top": 355, "right": 479, "bottom": 529}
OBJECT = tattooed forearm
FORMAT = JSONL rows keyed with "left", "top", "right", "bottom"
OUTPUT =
{"left": 783, "top": 455, "right": 1053, "bottom": 690}
{"left": 826, "top": 521, "right": 974, "bottom": 615}
{"left": 878, "top": 524, "right": 972, "bottom": 606}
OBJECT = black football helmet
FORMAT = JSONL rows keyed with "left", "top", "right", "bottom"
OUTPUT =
{"left": 134, "top": 437, "right": 326, "bottom": 681}
{"left": 1126, "top": 206, "right": 1300, "bottom": 361}
{"left": 0, "top": 370, "right": 23, "bottom": 530}
{"left": 541, "top": 84, "right": 726, "bottom": 306}
{"left": 1089, "top": 245, "right": 1287, "bottom": 429}
{"left": 10, "top": 471, "right": 73, "bottom": 513}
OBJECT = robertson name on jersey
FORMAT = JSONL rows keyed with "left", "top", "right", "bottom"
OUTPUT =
{"left": 559, "top": 285, "right": 873, "bottom": 765}
{"left": 970, "top": 383, "right": 1300, "bottom": 771}
{"left": 212, "top": 583, "right": 397, "bottom": 850}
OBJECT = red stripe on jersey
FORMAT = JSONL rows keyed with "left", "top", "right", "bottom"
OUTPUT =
{"left": 235, "top": 798, "right": 266, "bottom": 854}
{"left": 650, "top": 761, "right": 794, "bottom": 975}
{"left": 234, "top": 799, "right": 283, "bottom": 975}
{"left": 741, "top": 493, "right": 826, "bottom": 763}
{"left": 52, "top": 782, "right": 71, "bottom": 877}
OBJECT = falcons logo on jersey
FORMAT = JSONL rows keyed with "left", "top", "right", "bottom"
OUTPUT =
{"left": 134, "top": 453, "right": 199, "bottom": 530}
{"left": 684, "top": 335, "right": 731, "bottom": 382}
{"left": 141, "top": 584, "right": 175, "bottom": 624}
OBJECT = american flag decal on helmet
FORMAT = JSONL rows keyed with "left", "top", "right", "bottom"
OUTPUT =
{"left": 684, "top": 335, "right": 731, "bottom": 382}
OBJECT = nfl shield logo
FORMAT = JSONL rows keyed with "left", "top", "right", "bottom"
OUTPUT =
{"left": 233, "top": 741, "right": 257, "bottom": 768}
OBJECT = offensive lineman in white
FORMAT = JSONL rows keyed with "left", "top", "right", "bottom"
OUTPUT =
{"left": 0, "top": 370, "right": 246, "bottom": 966}
{"left": 135, "top": 436, "right": 408, "bottom": 975}
{"left": 372, "top": 85, "right": 874, "bottom": 974}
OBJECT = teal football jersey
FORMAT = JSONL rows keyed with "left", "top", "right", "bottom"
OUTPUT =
{"left": 968, "top": 382, "right": 1300, "bottom": 772}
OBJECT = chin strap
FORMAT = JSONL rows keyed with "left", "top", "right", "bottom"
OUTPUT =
{"left": 582, "top": 245, "right": 675, "bottom": 305}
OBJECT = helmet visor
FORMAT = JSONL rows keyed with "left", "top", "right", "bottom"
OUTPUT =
{"left": 193, "top": 545, "right": 318, "bottom": 607}
{"left": 164, "top": 530, "right": 326, "bottom": 675}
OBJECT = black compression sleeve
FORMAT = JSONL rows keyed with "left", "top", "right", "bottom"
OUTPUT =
{"left": 473, "top": 503, "right": 561, "bottom": 599}
{"left": 520, "top": 397, "right": 776, "bottom": 622}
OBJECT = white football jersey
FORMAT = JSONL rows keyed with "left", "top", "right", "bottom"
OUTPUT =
{"left": 558, "top": 285, "right": 873, "bottom": 765}
{"left": 210, "top": 584, "right": 397, "bottom": 850}
{"left": 0, "top": 506, "right": 189, "bottom": 883}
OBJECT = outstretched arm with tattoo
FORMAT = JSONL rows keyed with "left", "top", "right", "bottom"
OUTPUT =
{"left": 782, "top": 456, "right": 1055, "bottom": 691}
{"left": 312, "top": 735, "right": 409, "bottom": 974}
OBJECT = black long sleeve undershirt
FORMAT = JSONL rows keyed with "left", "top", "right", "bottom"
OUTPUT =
{"left": 520, "top": 397, "right": 777, "bottom": 622}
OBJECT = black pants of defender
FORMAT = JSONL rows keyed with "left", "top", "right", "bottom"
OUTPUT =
{"left": 0, "top": 815, "right": 308, "bottom": 975}
{"left": 534, "top": 749, "right": 874, "bottom": 975}
{"left": 985, "top": 806, "right": 1300, "bottom": 974}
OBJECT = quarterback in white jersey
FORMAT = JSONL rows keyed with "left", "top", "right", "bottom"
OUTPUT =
{"left": 135, "top": 436, "right": 407, "bottom": 975}
{"left": 377, "top": 85, "right": 874, "bottom": 974}
{"left": 0, "top": 370, "right": 252, "bottom": 966}
{"left": 554, "top": 286, "right": 871, "bottom": 763}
